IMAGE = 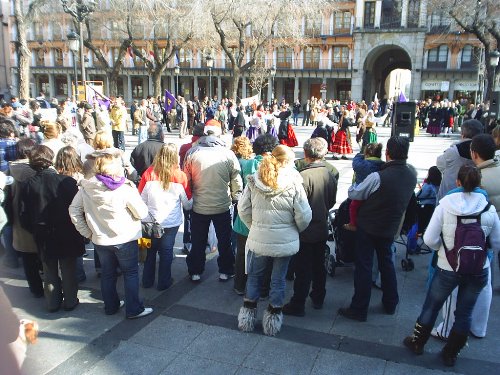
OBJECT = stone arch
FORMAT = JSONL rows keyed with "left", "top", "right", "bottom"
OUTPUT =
{"left": 361, "top": 43, "right": 413, "bottom": 101}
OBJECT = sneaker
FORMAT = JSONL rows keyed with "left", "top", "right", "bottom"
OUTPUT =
{"left": 431, "top": 327, "right": 448, "bottom": 341}
{"left": 191, "top": 274, "right": 201, "bottom": 282}
{"left": 119, "top": 300, "right": 125, "bottom": 309}
{"left": 219, "top": 273, "right": 235, "bottom": 282}
{"left": 127, "top": 307, "right": 153, "bottom": 319}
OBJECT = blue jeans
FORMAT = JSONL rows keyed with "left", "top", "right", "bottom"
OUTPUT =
{"left": 138, "top": 125, "right": 148, "bottom": 144}
{"left": 94, "top": 240, "right": 144, "bottom": 317}
{"left": 186, "top": 210, "right": 234, "bottom": 275}
{"left": 293, "top": 113, "right": 299, "bottom": 126}
{"left": 350, "top": 227, "right": 399, "bottom": 316}
{"left": 112, "top": 130, "right": 125, "bottom": 151}
{"left": 245, "top": 251, "right": 290, "bottom": 307}
{"left": 142, "top": 226, "right": 179, "bottom": 290}
{"left": 418, "top": 267, "right": 488, "bottom": 334}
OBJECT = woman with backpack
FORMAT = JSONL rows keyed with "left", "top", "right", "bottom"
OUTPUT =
{"left": 403, "top": 165, "right": 500, "bottom": 367}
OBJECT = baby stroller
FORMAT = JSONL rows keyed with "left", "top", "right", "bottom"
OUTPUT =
{"left": 395, "top": 193, "right": 433, "bottom": 271}
{"left": 325, "top": 199, "right": 356, "bottom": 277}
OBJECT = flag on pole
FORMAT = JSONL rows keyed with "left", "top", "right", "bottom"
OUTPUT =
{"left": 174, "top": 51, "right": 179, "bottom": 66}
{"left": 374, "top": 92, "right": 378, "bottom": 103}
{"left": 164, "top": 90, "right": 176, "bottom": 112}
{"left": 398, "top": 91, "right": 407, "bottom": 103}
{"left": 127, "top": 46, "right": 134, "bottom": 59}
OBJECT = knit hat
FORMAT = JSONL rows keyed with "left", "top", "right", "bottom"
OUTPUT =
{"left": 204, "top": 119, "right": 222, "bottom": 136}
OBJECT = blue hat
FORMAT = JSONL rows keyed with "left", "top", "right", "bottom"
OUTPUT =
{"left": 12, "top": 101, "right": 22, "bottom": 108}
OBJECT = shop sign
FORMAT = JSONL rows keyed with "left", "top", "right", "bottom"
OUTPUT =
{"left": 454, "top": 81, "right": 478, "bottom": 91}
{"left": 421, "top": 81, "right": 449, "bottom": 91}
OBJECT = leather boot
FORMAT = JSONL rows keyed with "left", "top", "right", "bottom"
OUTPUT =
{"left": 441, "top": 330, "right": 468, "bottom": 366}
{"left": 403, "top": 321, "right": 433, "bottom": 355}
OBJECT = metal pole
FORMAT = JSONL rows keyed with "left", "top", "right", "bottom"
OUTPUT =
{"left": 78, "top": 21, "right": 86, "bottom": 83}
{"left": 176, "top": 75, "right": 178, "bottom": 96}
{"left": 272, "top": 76, "right": 274, "bottom": 101}
{"left": 209, "top": 67, "right": 212, "bottom": 99}
{"left": 73, "top": 50, "right": 78, "bottom": 97}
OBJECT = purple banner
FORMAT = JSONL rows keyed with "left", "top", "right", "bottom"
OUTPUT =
{"left": 164, "top": 90, "right": 176, "bottom": 112}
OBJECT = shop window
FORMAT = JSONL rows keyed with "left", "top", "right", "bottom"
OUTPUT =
{"left": 304, "top": 47, "right": 320, "bottom": 69}
{"left": 131, "top": 78, "right": 143, "bottom": 99}
{"left": 55, "top": 76, "right": 68, "bottom": 96}
{"left": 277, "top": 47, "right": 292, "bottom": 68}
{"left": 332, "top": 46, "right": 349, "bottom": 68}
{"left": 364, "top": 2, "right": 375, "bottom": 28}
{"left": 427, "top": 45, "right": 448, "bottom": 68}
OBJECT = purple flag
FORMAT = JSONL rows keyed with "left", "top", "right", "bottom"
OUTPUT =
{"left": 398, "top": 91, "right": 407, "bottom": 103}
{"left": 164, "top": 90, "right": 176, "bottom": 112}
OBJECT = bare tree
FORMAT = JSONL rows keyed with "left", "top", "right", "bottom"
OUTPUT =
{"left": 112, "top": 0, "right": 202, "bottom": 97}
{"left": 12, "top": 0, "right": 46, "bottom": 99}
{"left": 429, "top": 0, "right": 500, "bottom": 101}
{"left": 248, "top": 59, "right": 270, "bottom": 97}
{"left": 209, "top": 0, "right": 333, "bottom": 101}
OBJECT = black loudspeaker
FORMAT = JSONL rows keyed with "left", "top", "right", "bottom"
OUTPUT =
{"left": 391, "top": 101, "right": 416, "bottom": 142}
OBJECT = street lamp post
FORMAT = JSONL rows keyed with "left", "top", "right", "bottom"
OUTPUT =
{"left": 270, "top": 65, "right": 277, "bottom": 102}
{"left": 174, "top": 65, "right": 180, "bottom": 97}
{"left": 206, "top": 54, "right": 214, "bottom": 100}
{"left": 488, "top": 50, "right": 500, "bottom": 120}
{"left": 67, "top": 31, "right": 79, "bottom": 98}
{"left": 61, "top": 0, "right": 96, "bottom": 84}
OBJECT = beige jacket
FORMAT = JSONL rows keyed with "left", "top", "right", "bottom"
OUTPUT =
{"left": 69, "top": 177, "right": 148, "bottom": 246}
{"left": 477, "top": 157, "right": 500, "bottom": 216}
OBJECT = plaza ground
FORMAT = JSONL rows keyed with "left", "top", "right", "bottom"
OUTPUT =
{"left": 1, "top": 124, "right": 499, "bottom": 375}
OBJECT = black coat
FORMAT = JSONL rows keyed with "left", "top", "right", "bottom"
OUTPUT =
{"left": 20, "top": 168, "right": 84, "bottom": 261}
{"left": 130, "top": 139, "right": 164, "bottom": 176}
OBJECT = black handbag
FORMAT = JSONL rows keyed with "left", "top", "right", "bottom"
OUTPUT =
{"left": 141, "top": 213, "right": 164, "bottom": 239}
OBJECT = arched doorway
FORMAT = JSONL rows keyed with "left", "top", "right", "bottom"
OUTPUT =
{"left": 363, "top": 45, "right": 412, "bottom": 102}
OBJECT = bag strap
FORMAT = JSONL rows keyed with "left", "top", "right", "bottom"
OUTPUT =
{"left": 440, "top": 203, "right": 491, "bottom": 252}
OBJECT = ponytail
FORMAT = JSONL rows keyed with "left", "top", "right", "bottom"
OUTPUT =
{"left": 258, "top": 145, "right": 295, "bottom": 190}
{"left": 457, "top": 165, "right": 481, "bottom": 193}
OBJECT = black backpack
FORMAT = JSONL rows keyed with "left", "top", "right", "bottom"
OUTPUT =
{"left": 440, "top": 204, "right": 490, "bottom": 275}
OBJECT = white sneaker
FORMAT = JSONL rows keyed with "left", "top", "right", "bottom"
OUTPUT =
{"left": 119, "top": 300, "right": 125, "bottom": 309}
{"left": 127, "top": 307, "right": 153, "bottom": 319}
{"left": 219, "top": 273, "right": 235, "bottom": 282}
{"left": 191, "top": 274, "right": 201, "bottom": 282}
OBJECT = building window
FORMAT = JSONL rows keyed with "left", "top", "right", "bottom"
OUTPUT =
{"left": 332, "top": 46, "right": 349, "bottom": 68}
{"left": 304, "top": 46, "right": 320, "bottom": 69}
{"left": 429, "top": 12, "right": 451, "bottom": 33}
{"left": 51, "top": 21, "right": 62, "bottom": 40}
{"left": 55, "top": 76, "right": 68, "bottom": 96}
{"left": 381, "top": 0, "right": 402, "bottom": 28}
{"left": 131, "top": 77, "right": 143, "bottom": 99}
{"left": 407, "top": 0, "right": 420, "bottom": 28}
{"left": 32, "top": 22, "right": 43, "bottom": 41}
{"left": 33, "top": 48, "right": 44, "bottom": 66}
{"left": 54, "top": 48, "right": 63, "bottom": 67}
{"left": 428, "top": 45, "right": 448, "bottom": 68}
{"left": 178, "top": 48, "right": 192, "bottom": 68}
{"left": 364, "top": 2, "right": 376, "bottom": 28}
{"left": 460, "top": 45, "right": 480, "bottom": 68}
{"left": 277, "top": 47, "right": 292, "bottom": 68}
{"left": 334, "top": 11, "right": 351, "bottom": 32}
{"left": 305, "top": 17, "right": 322, "bottom": 37}
{"left": 133, "top": 55, "right": 145, "bottom": 68}
{"left": 39, "top": 75, "right": 49, "bottom": 93}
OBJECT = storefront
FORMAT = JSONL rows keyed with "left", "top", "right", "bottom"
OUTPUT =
{"left": 421, "top": 80, "right": 449, "bottom": 101}
{"left": 452, "top": 80, "right": 478, "bottom": 102}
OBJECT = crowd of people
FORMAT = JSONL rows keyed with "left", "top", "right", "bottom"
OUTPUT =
{"left": 0, "top": 89, "right": 500, "bottom": 371}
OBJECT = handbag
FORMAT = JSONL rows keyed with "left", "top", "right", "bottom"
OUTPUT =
{"left": 141, "top": 213, "right": 164, "bottom": 239}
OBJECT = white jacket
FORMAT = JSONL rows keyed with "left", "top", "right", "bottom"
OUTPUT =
{"left": 69, "top": 177, "right": 148, "bottom": 246}
{"left": 238, "top": 167, "right": 312, "bottom": 257}
{"left": 424, "top": 191, "right": 500, "bottom": 271}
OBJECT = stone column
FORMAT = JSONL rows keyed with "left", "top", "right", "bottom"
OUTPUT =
{"left": 170, "top": 75, "right": 175, "bottom": 95}
{"left": 410, "top": 69, "right": 422, "bottom": 101}
{"left": 126, "top": 75, "right": 132, "bottom": 103}
{"left": 217, "top": 76, "right": 222, "bottom": 98}
{"left": 48, "top": 74, "right": 55, "bottom": 98}
{"left": 351, "top": 71, "right": 364, "bottom": 102}
{"left": 193, "top": 76, "right": 198, "bottom": 98}
{"left": 374, "top": 1, "right": 382, "bottom": 28}
{"left": 322, "top": 78, "right": 327, "bottom": 101}
{"left": 268, "top": 79, "right": 273, "bottom": 102}
{"left": 147, "top": 76, "right": 153, "bottom": 96}
{"left": 242, "top": 76, "right": 247, "bottom": 98}
{"left": 418, "top": 0, "right": 427, "bottom": 28}
{"left": 294, "top": 77, "right": 299, "bottom": 101}
{"left": 105, "top": 76, "right": 110, "bottom": 97}
{"left": 401, "top": 0, "right": 409, "bottom": 28}
{"left": 355, "top": 0, "right": 364, "bottom": 28}
{"left": 66, "top": 74, "right": 72, "bottom": 97}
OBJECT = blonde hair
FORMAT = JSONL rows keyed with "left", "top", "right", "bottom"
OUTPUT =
{"left": 152, "top": 143, "right": 179, "bottom": 190}
{"left": 94, "top": 153, "right": 123, "bottom": 177}
{"left": 492, "top": 125, "right": 500, "bottom": 148}
{"left": 42, "top": 122, "right": 61, "bottom": 139}
{"left": 258, "top": 145, "right": 294, "bottom": 190}
{"left": 55, "top": 146, "right": 83, "bottom": 177}
{"left": 93, "top": 130, "right": 113, "bottom": 150}
{"left": 231, "top": 136, "right": 253, "bottom": 159}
